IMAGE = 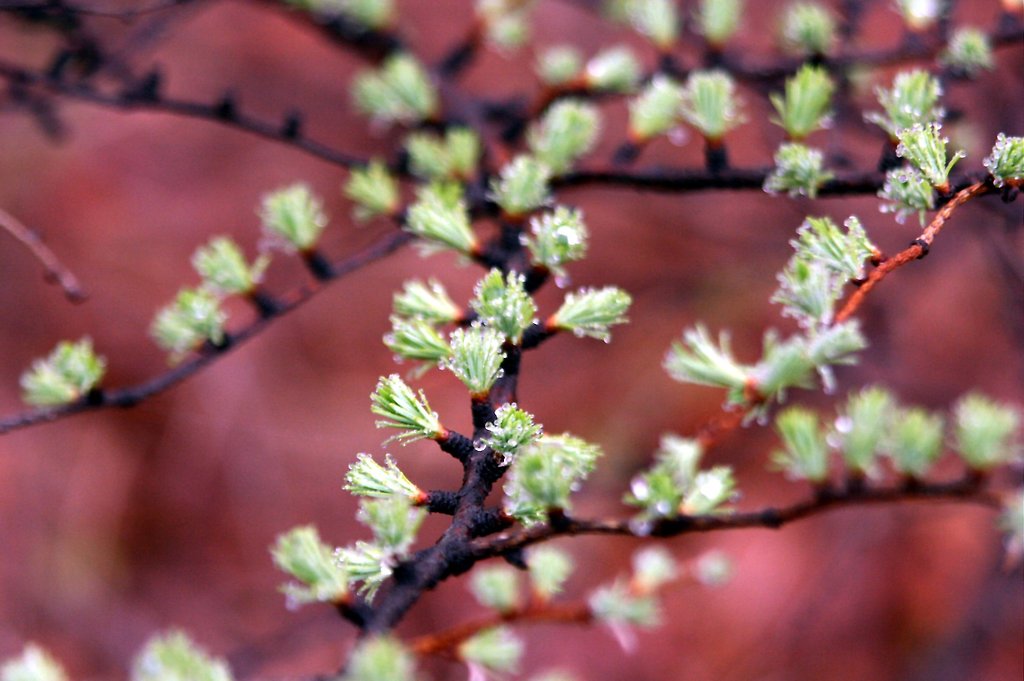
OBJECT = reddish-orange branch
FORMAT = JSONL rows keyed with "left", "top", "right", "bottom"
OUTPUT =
{"left": 836, "top": 182, "right": 990, "bottom": 323}
{"left": 411, "top": 602, "right": 592, "bottom": 657}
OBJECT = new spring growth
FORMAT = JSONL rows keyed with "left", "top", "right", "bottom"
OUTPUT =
{"left": 792, "top": 216, "right": 875, "bottom": 282}
{"left": 405, "top": 182, "right": 478, "bottom": 255}
{"left": 548, "top": 287, "right": 632, "bottom": 341}
{"left": 192, "top": 237, "right": 268, "bottom": 296}
{"left": 20, "top": 337, "right": 105, "bottom": 406}
{"left": 472, "top": 269, "right": 537, "bottom": 344}
{"left": 626, "top": 434, "right": 738, "bottom": 519}
{"left": 394, "top": 279, "right": 462, "bottom": 323}
{"left": 490, "top": 155, "right": 553, "bottom": 218}
{"left": 344, "top": 453, "right": 425, "bottom": 502}
{"left": 132, "top": 631, "right": 233, "bottom": 681}
{"left": 625, "top": 0, "right": 679, "bottom": 50}
{"left": 335, "top": 541, "right": 392, "bottom": 598}
{"left": 895, "top": 0, "right": 940, "bottom": 32}
{"left": 628, "top": 75, "right": 684, "bottom": 142}
{"left": 344, "top": 160, "right": 400, "bottom": 220}
{"left": 477, "top": 0, "right": 534, "bottom": 51}
{"left": 895, "top": 123, "right": 965, "bottom": 193}
{"left": 527, "top": 100, "right": 601, "bottom": 175}
{"left": 459, "top": 627, "right": 524, "bottom": 676}
{"left": 583, "top": 46, "right": 641, "bottom": 93}
{"left": 831, "top": 386, "right": 894, "bottom": 475}
{"left": 779, "top": 2, "right": 836, "bottom": 57}
{"left": 358, "top": 497, "right": 426, "bottom": 554}
{"left": 878, "top": 166, "right": 936, "bottom": 225}
{"left": 287, "top": 0, "right": 395, "bottom": 31}
{"left": 0, "top": 645, "right": 68, "bottom": 681}
{"left": 471, "top": 564, "right": 521, "bottom": 613}
{"left": 952, "top": 394, "right": 1021, "bottom": 470}
{"left": 150, "top": 288, "right": 226, "bottom": 363}
{"left": 940, "top": 28, "right": 994, "bottom": 77}
{"left": 680, "top": 70, "right": 744, "bottom": 145}
{"left": 384, "top": 316, "right": 452, "bottom": 363}
{"left": 405, "top": 127, "right": 480, "bottom": 181}
{"left": 770, "top": 64, "right": 834, "bottom": 141}
{"left": 664, "top": 326, "right": 750, "bottom": 404}
{"left": 763, "top": 143, "right": 834, "bottom": 198}
{"left": 271, "top": 526, "right": 349, "bottom": 608}
{"left": 342, "top": 637, "right": 415, "bottom": 681}
{"left": 695, "top": 0, "right": 743, "bottom": 49}
{"left": 525, "top": 206, "right": 589, "bottom": 278}
{"left": 983, "top": 134, "right": 1024, "bottom": 188}
{"left": 527, "top": 546, "right": 574, "bottom": 601}
{"left": 771, "top": 407, "right": 830, "bottom": 483}
{"left": 865, "top": 69, "right": 944, "bottom": 141}
{"left": 446, "top": 325, "right": 506, "bottom": 397}
{"left": 887, "top": 407, "right": 945, "bottom": 478}
{"left": 590, "top": 548, "right": 677, "bottom": 632}
{"left": 536, "top": 46, "right": 582, "bottom": 87}
{"left": 503, "top": 434, "right": 602, "bottom": 525}
{"left": 259, "top": 183, "right": 328, "bottom": 251}
{"left": 485, "top": 403, "right": 543, "bottom": 463}
{"left": 351, "top": 53, "right": 437, "bottom": 125}
{"left": 370, "top": 374, "right": 445, "bottom": 443}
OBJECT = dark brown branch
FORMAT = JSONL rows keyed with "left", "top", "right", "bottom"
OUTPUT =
{"left": 0, "top": 207, "right": 86, "bottom": 302}
{"left": 0, "top": 230, "right": 412, "bottom": 435}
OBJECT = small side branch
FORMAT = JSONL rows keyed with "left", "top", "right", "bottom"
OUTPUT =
{"left": 0, "top": 207, "right": 86, "bottom": 303}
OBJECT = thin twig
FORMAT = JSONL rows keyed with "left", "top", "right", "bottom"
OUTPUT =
{"left": 0, "top": 207, "right": 86, "bottom": 302}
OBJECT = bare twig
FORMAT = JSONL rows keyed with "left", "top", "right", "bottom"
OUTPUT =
{"left": 0, "top": 207, "right": 86, "bottom": 302}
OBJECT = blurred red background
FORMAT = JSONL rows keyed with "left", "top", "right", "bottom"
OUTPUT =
{"left": 1, "top": 1, "right": 1021, "bottom": 680}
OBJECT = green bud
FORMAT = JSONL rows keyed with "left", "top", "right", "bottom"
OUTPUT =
{"left": 626, "top": 434, "right": 703, "bottom": 518}
{"left": 664, "top": 325, "right": 750, "bottom": 402}
{"left": 983, "top": 133, "right": 1024, "bottom": 188}
{"left": 503, "top": 434, "right": 602, "bottom": 525}
{"left": 446, "top": 325, "right": 506, "bottom": 397}
{"left": 772, "top": 407, "right": 830, "bottom": 483}
{"left": 478, "top": 0, "right": 534, "bottom": 51}
{"left": 527, "top": 546, "right": 573, "bottom": 600}
{"left": 345, "top": 453, "right": 423, "bottom": 501}
{"left": 770, "top": 64, "right": 834, "bottom": 140}
{"left": 895, "top": 123, "right": 965, "bottom": 191}
{"left": 358, "top": 497, "right": 425, "bottom": 554}
{"left": 446, "top": 127, "right": 482, "bottom": 179}
{"left": 794, "top": 216, "right": 876, "bottom": 282}
{"left": 334, "top": 541, "right": 392, "bottom": 599}
{"left": 695, "top": 0, "right": 743, "bottom": 47}
{"left": 150, "top": 287, "right": 226, "bottom": 363}
{"left": 342, "top": 637, "right": 416, "bottom": 681}
{"left": 259, "top": 183, "right": 328, "bottom": 251}
{"left": 384, "top": 316, "right": 452, "bottom": 363}
{"left": 940, "top": 27, "right": 994, "bottom": 77}
{"left": 832, "top": 386, "right": 895, "bottom": 474}
{"left": 632, "top": 547, "right": 678, "bottom": 593}
{"left": 471, "top": 269, "right": 537, "bottom": 344}
{"left": 289, "top": 0, "right": 395, "bottom": 30}
{"left": 458, "top": 627, "right": 524, "bottom": 675}
{"left": 878, "top": 166, "right": 936, "bottom": 225}
{"left": 536, "top": 46, "right": 583, "bottom": 87}
{"left": 393, "top": 279, "right": 462, "bottom": 323}
{"left": 887, "top": 407, "right": 945, "bottom": 478}
{"left": 895, "top": 0, "right": 940, "bottom": 31}
{"left": 763, "top": 143, "right": 834, "bottom": 198}
{"left": 1, "top": 645, "right": 68, "bottom": 681}
{"left": 628, "top": 75, "right": 684, "bottom": 141}
{"left": 750, "top": 333, "right": 816, "bottom": 399}
{"left": 131, "top": 631, "right": 233, "bottom": 681}
{"left": 952, "top": 393, "right": 1021, "bottom": 470}
{"left": 470, "top": 564, "right": 521, "bottom": 613}
{"left": 549, "top": 286, "right": 632, "bottom": 341}
{"left": 589, "top": 581, "right": 660, "bottom": 628}
{"left": 693, "top": 550, "right": 734, "bottom": 586}
{"left": 405, "top": 182, "right": 478, "bottom": 255}
{"left": 20, "top": 337, "right": 105, "bottom": 406}
{"left": 679, "top": 70, "right": 744, "bottom": 143}
{"left": 370, "top": 374, "right": 445, "bottom": 443}
{"left": 485, "top": 403, "right": 543, "bottom": 463}
{"left": 779, "top": 2, "right": 836, "bottom": 57}
{"left": 344, "top": 160, "right": 400, "bottom": 220}
{"left": 192, "top": 237, "right": 268, "bottom": 295}
{"left": 271, "top": 525, "right": 349, "bottom": 608}
{"left": 682, "top": 467, "right": 738, "bottom": 515}
{"left": 527, "top": 100, "right": 601, "bottom": 175}
{"left": 490, "top": 155, "right": 552, "bottom": 217}
{"left": 584, "top": 46, "right": 641, "bottom": 92}
{"left": 525, "top": 206, "right": 589, "bottom": 277}
{"left": 351, "top": 53, "right": 438, "bottom": 125}
{"left": 626, "top": 0, "right": 679, "bottom": 49}
{"left": 865, "top": 69, "right": 944, "bottom": 140}
{"left": 405, "top": 127, "right": 480, "bottom": 181}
